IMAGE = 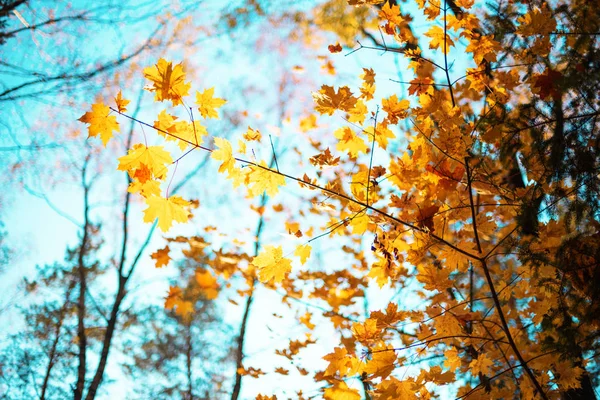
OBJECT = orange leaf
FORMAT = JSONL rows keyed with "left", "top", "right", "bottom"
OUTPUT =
{"left": 151, "top": 246, "right": 170, "bottom": 268}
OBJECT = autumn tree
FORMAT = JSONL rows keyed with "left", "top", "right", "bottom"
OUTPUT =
{"left": 10, "top": 0, "right": 600, "bottom": 399}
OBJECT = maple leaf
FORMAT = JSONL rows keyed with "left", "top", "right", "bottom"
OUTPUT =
{"left": 465, "top": 35, "right": 501, "bottom": 65}
{"left": 128, "top": 179, "right": 161, "bottom": 198}
{"left": 151, "top": 246, "right": 170, "bottom": 268}
{"left": 469, "top": 353, "right": 494, "bottom": 376}
{"left": 143, "top": 58, "right": 191, "bottom": 106}
{"left": 252, "top": 245, "right": 292, "bottom": 284}
{"left": 167, "top": 120, "right": 208, "bottom": 150}
{"left": 424, "top": 25, "right": 454, "bottom": 54}
{"left": 379, "top": 2, "right": 403, "bottom": 27}
{"left": 328, "top": 43, "right": 342, "bottom": 53}
{"left": 78, "top": 102, "right": 119, "bottom": 146}
{"left": 312, "top": 85, "right": 357, "bottom": 115}
{"left": 533, "top": 69, "right": 563, "bottom": 100}
{"left": 323, "top": 381, "right": 361, "bottom": 400}
{"left": 143, "top": 195, "right": 191, "bottom": 232}
{"left": 364, "top": 124, "right": 396, "bottom": 150}
{"left": 347, "top": 99, "right": 368, "bottom": 124}
{"left": 195, "top": 269, "right": 219, "bottom": 300}
{"left": 417, "top": 204, "right": 439, "bottom": 232}
{"left": 553, "top": 360, "right": 584, "bottom": 390}
{"left": 443, "top": 348, "right": 462, "bottom": 372}
{"left": 274, "top": 367, "right": 289, "bottom": 375}
{"left": 294, "top": 244, "right": 312, "bottom": 265}
{"left": 323, "top": 347, "right": 355, "bottom": 377}
{"left": 365, "top": 345, "right": 397, "bottom": 380}
{"left": 212, "top": 137, "right": 235, "bottom": 173}
{"left": 244, "top": 126, "right": 262, "bottom": 141}
{"left": 360, "top": 68, "right": 376, "bottom": 86}
{"left": 382, "top": 95, "right": 410, "bottom": 124}
{"left": 256, "top": 395, "right": 277, "bottom": 400}
{"left": 352, "top": 318, "right": 381, "bottom": 345}
{"left": 334, "top": 127, "right": 367, "bottom": 158}
{"left": 195, "top": 87, "right": 227, "bottom": 119}
{"left": 164, "top": 286, "right": 183, "bottom": 310}
{"left": 238, "top": 366, "right": 265, "bottom": 378}
{"left": 247, "top": 162, "right": 286, "bottom": 197}
{"left": 114, "top": 90, "right": 130, "bottom": 113}
{"left": 154, "top": 110, "right": 178, "bottom": 135}
{"left": 408, "top": 77, "right": 434, "bottom": 96}
{"left": 118, "top": 144, "right": 173, "bottom": 181}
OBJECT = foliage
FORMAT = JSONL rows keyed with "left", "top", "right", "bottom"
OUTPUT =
{"left": 15, "top": 0, "right": 600, "bottom": 398}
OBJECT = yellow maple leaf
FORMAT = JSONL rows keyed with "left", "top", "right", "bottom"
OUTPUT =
{"left": 294, "top": 244, "right": 312, "bottom": 265}
{"left": 154, "top": 110, "right": 178, "bottom": 135}
{"left": 364, "top": 345, "right": 397, "bottom": 380}
{"left": 465, "top": 35, "right": 501, "bottom": 65}
{"left": 365, "top": 124, "right": 396, "bottom": 150}
{"left": 114, "top": 90, "right": 130, "bottom": 113}
{"left": 469, "top": 353, "right": 494, "bottom": 376}
{"left": 167, "top": 120, "right": 208, "bottom": 150}
{"left": 117, "top": 144, "right": 173, "bottom": 181}
{"left": 424, "top": 25, "right": 455, "bottom": 54}
{"left": 323, "top": 381, "right": 361, "bottom": 400}
{"left": 151, "top": 246, "right": 170, "bottom": 268}
{"left": 247, "top": 162, "right": 286, "bottom": 197}
{"left": 195, "top": 87, "right": 227, "bottom": 119}
{"left": 128, "top": 178, "right": 161, "bottom": 198}
{"left": 143, "top": 58, "right": 191, "bottom": 106}
{"left": 382, "top": 95, "right": 410, "bottom": 124}
{"left": 349, "top": 211, "right": 369, "bottom": 235}
{"left": 352, "top": 318, "right": 381, "bottom": 345}
{"left": 212, "top": 137, "right": 235, "bottom": 173}
{"left": 244, "top": 126, "right": 262, "bottom": 141}
{"left": 143, "top": 195, "right": 191, "bottom": 232}
{"left": 78, "top": 102, "right": 119, "bottom": 146}
{"left": 347, "top": 99, "right": 368, "bottom": 124}
{"left": 379, "top": 2, "right": 403, "bottom": 26}
{"left": 334, "top": 127, "right": 367, "bottom": 158}
{"left": 443, "top": 348, "right": 462, "bottom": 372}
{"left": 252, "top": 245, "right": 292, "bottom": 284}
{"left": 312, "top": 85, "right": 357, "bottom": 115}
